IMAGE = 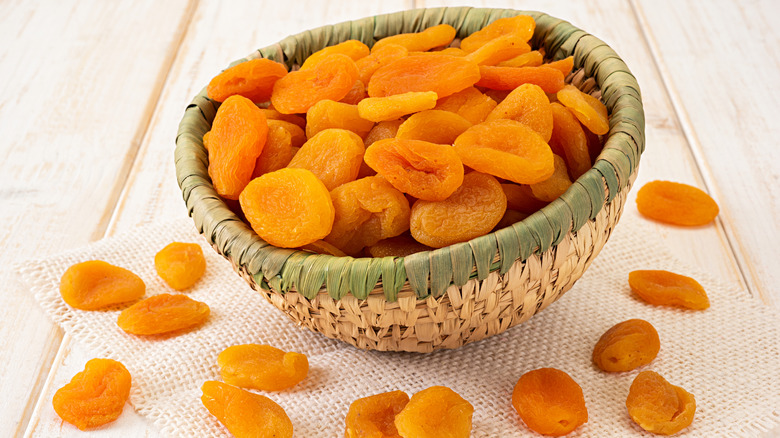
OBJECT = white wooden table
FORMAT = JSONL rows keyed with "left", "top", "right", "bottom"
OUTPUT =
{"left": 2, "top": 0, "right": 778, "bottom": 436}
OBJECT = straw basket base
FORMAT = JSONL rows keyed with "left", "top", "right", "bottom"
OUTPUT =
{"left": 225, "top": 172, "right": 635, "bottom": 353}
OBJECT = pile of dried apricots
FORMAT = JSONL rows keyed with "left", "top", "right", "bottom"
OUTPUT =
{"left": 51, "top": 13, "right": 722, "bottom": 437}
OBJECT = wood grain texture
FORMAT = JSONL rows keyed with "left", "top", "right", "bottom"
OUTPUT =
{"left": 0, "top": 0, "right": 195, "bottom": 436}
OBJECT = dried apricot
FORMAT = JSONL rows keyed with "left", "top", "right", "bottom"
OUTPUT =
{"left": 410, "top": 172, "right": 506, "bottom": 248}
{"left": 306, "top": 100, "right": 374, "bottom": 138}
{"left": 287, "top": 129, "right": 365, "bottom": 190}
{"left": 546, "top": 56, "right": 575, "bottom": 76}
{"left": 396, "top": 110, "right": 472, "bottom": 144}
{"left": 240, "top": 168, "right": 335, "bottom": 247}
{"left": 368, "top": 54, "right": 480, "bottom": 99}
{"left": 271, "top": 53, "right": 358, "bottom": 114}
{"left": 556, "top": 84, "right": 609, "bottom": 135}
{"left": 356, "top": 44, "right": 409, "bottom": 85}
{"left": 259, "top": 108, "right": 306, "bottom": 129}
{"left": 300, "top": 39, "right": 369, "bottom": 70}
{"left": 636, "top": 180, "right": 719, "bottom": 226}
{"left": 345, "top": 390, "right": 409, "bottom": 438}
{"left": 512, "top": 368, "right": 588, "bottom": 436}
{"left": 268, "top": 119, "right": 306, "bottom": 148}
{"left": 626, "top": 371, "right": 696, "bottom": 435}
{"left": 549, "top": 102, "right": 591, "bottom": 180}
{"left": 394, "top": 386, "right": 473, "bottom": 438}
{"left": 498, "top": 50, "right": 544, "bottom": 68}
{"left": 529, "top": 155, "right": 572, "bottom": 202}
{"left": 367, "top": 234, "right": 432, "bottom": 258}
{"left": 207, "top": 58, "right": 288, "bottom": 103}
{"left": 476, "top": 65, "right": 565, "bottom": 94}
{"left": 461, "top": 15, "right": 535, "bottom": 52}
{"left": 364, "top": 119, "right": 404, "bottom": 148}
{"left": 487, "top": 83, "right": 553, "bottom": 142}
{"left": 52, "top": 358, "right": 131, "bottom": 430}
{"left": 252, "top": 122, "right": 295, "bottom": 177}
{"left": 208, "top": 95, "right": 268, "bottom": 200}
{"left": 453, "top": 119, "right": 554, "bottom": 185}
{"left": 60, "top": 261, "right": 145, "bottom": 310}
{"left": 434, "top": 86, "right": 497, "bottom": 125}
{"left": 358, "top": 91, "right": 438, "bottom": 122}
{"left": 154, "top": 242, "right": 206, "bottom": 291}
{"left": 364, "top": 138, "right": 464, "bottom": 202}
{"left": 117, "top": 293, "right": 209, "bottom": 335}
{"left": 593, "top": 319, "right": 660, "bottom": 372}
{"left": 372, "top": 24, "right": 456, "bottom": 53}
{"left": 341, "top": 79, "right": 368, "bottom": 105}
{"left": 201, "top": 381, "right": 293, "bottom": 438}
{"left": 463, "top": 34, "right": 530, "bottom": 66}
{"left": 629, "top": 270, "right": 710, "bottom": 310}
{"left": 502, "top": 183, "right": 548, "bottom": 214}
{"left": 325, "top": 176, "right": 411, "bottom": 255}
{"left": 218, "top": 344, "right": 308, "bottom": 391}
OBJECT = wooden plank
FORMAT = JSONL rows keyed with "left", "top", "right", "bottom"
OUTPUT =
{"left": 631, "top": 0, "right": 780, "bottom": 306}
{"left": 0, "top": 0, "right": 196, "bottom": 436}
{"left": 25, "top": 1, "right": 412, "bottom": 436}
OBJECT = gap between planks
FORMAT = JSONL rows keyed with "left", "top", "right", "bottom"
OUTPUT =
{"left": 19, "top": 1, "right": 201, "bottom": 437}
{"left": 628, "top": 0, "right": 767, "bottom": 305}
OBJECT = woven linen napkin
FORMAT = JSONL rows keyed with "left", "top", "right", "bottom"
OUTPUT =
{"left": 18, "top": 212, "right": 780, "bottom": 437}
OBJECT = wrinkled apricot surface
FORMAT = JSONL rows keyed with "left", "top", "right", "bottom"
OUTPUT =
{"left": 306, "top": 100, "right": 374, "bottom": 138}
{"left": 395, "top": 110, "right": 472, "bottom": 145}
{"left": 546, "top": 56, "right": 574, "bottom": 76}
{"left": 463, "top": 34, "right": 530, "bottom": 66}
{"left": 477, "top": 65, "right": 565, "bottom": 93}
{"left": 240, "top": 168, "right": 335, "bottom": 247}
{"left": 201, "top": 381, "right": 293, "bottom": 438}
{"left": 460, "top": 15, "right": 535, "bottom": 52}
{"left": 629, "top": 270, "right": 710, "bottom": 310}
{"left": 207, "top": 58, "right": 288, "bottom": 103}
{"left": 154, "top": 242, "right": 206, "bottom": 291}
{"left": 358, "top": 91, "right": 438, "bottom": 122}
{"left": 626, "top": 371, "right": 696, "bottom": 435}
{"left": 529, "top": 154, "right": 572, "bottom": 202}
{"left": 52, "top": 358, "right": 131, "bottom": 430}
{"left": 252, "top": 122, "right": 295, "bottom": 177}
{"left": 60, "top": 260, "right": 145, "bottom": 310}
{"left": 512, "top": 368, "right": 588, "bottom": 436}
{"left": 340, "top": 79, "right": 368, "bottom": 105}
{"left": 487, "top": 83, "right": 553, "bottom": 142}
{"left": 549, "top": 102, "right": 591, "bottom": 180}
{"left": 218, "top": 344, "right": 308, "bottom": 391}
{"left": 287, "top": 129, "right": 365, "bottom": 190}
{"left": 368, "top": 54, "right": 479, "bottom": 99}
{"left": 556, "top": 84, "right": 609, "bottom": 135}
{"left": 434, "top": 86, "right": 497, "bottom": 125}
{"left": 345, "top": 390, "right": 410, "bottom": 438}
{"left": 356, "top": 44, "right": 409, "bottom": 85}
{"left": 300, "top": 39, "right": 369, "bottom": 70}
{"left": 364, "top": 138, "right": 464, "bottom": 202}
{"left": 499, "top": 50, "right": 544, "bottom": 68}
{"left": 410, "top": 172, "right": 506, "bottom": 248}
{"left": 117, "top": 293, "right": 209, "bottom": 335}
{"left": 260, "top": 108, "right": 306, "bottom": 129}
{"left": 372, "top": 24, "right": 456, "bottom": 53}
{"left": 593, "top": 319, "right": 660, "bottom": 372}
{"left": 268, "top": 119, "right": 306, "bottom": 148}
{"left": 636, "top": 180, "right": 719, "bottom": 226}
{"left": 271, "top": 53, "right": 358, "bottom": 114}
{"left": 394, "top": 386, "right": 473, "bottom": 438}
{"left": 364, "top": 119, "right": 404, "bottom": 148}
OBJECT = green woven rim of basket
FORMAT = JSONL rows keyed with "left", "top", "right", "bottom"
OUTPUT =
{"left": 175, "top": 7, "right": 644, "bottom": 303}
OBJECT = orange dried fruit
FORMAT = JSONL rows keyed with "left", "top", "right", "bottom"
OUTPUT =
{"left": 306, "top": 99, "right": 374, "bottom": 138}
{"left": 117, "top": 293, "right": 209, "bottom": 335}
{"left": 512, "top": 368, "right": 588, "bottom": 436}
{"left": 252, "top": 122, "right": 295, "bottom": 178}
{"left": 636, "top": 180, "right": 719, "bottom": 226}
{"left": 218, "top": 344, "right": 308, "bottom": 391}
{"left": 394, "top": 386, "right": 473, "bottom": 438}
{"left": 240, "top": 168, "right": 335, "bottom": 247}
{"left": 453, "top": 119, "right": 554, "bottom": 185}
{"left": 482, "top": 88, "right": 511, "bottom": 104}
{"left": 59, "top": 260, "right": 145, "bottom": 310}
{"left": 498, "top": 50, "right": 544, "bottom": 68}
{"left": 358, "top": 91, "right": 438, "bottom": 122}
{"left": 529, "top": 154, "right": 572, "bottom": 202}
{"left": 487, "top": 83, "right": 553, "bottom": 142}
{"left": 364, "top": 119, "right": 404, "bottom": 148}
{"left": 593, "top": 319, "right": 660, "bottom": 372}
{"left": 476, "top": 65, "right": 565, "bottom": 94}
{"left": 341, "top": 79, "right": 368, "bottom": 105}
{"left": 154, "top": 242, "right": 206, "bottom": 291}
{"left": 207, "top": 58, "right": 288, "bottom": 103}
{"left": 287, "top": 129, "right": 365, "bottom": 190}
{"left": 626, "top": 371, "right": 696, "bottom": 435}
{"left": 208, "top": 95, "right": 268, "bottom": 200}
{"left": 434, "top": 86, "right": 497, "bottom": 125}
{"left": 494, "top": 209, "right": 530, "bottom": 230}
{"left": 549, "top": 102, "right": 591, "bottom": 180}
{"left": 271, "top": 53, "right": 358, "bottom": 114}
{"left": 344, "top": 390, "right": 410, "bottom": 438}
{"left": 410, "top": 172, "right": 506, "bottom": 248}
{"left": 556, "top": 84, "right": 609, "bottom": 135}
{"left": 368, "top": 54, "right": 480, "bottom": 99}
{"left": 502, "top": 183, "right": 548, "bottom": 213}
{"left": 300, "top": 39, "right": 370, "bottom": 70}
{"left": 364, "top": 138, "right": 464, "bottom": 202}
{"left": 325, "top": 176, "right": 411, "bottom": 255}
{"left": 201, "top": 381, "right": 293, "bottom": 438}
{"left": 372, "top": 24, "right": 456, "bottom": 53}
{"left": 367, "top": 234, "right": 432, "bottom": 258}
{"left": 460, "top": 14, "right": 535, "bottom": 52}
{"left": 629, "top": 270, "right": 710, "bottom": 310}
{"left": 259, "top": 108, "right": 306, "bottom": 129}
{"left": 267, "top": 119, "right": 306, "bottom": 148}
{"left": 356, "top": 44, "right": 409, "bottom": 85}
{"left": 396, "top": 110, "right": 472, "bottom": 145}
{"left": 546, "top": 56, "right": 574, "bottom": 76}
{"left": 463, "top": 34, "right": 531, "bottom": 66}
{"left": 52, "top": 358, "right": 131, "bottom": 430}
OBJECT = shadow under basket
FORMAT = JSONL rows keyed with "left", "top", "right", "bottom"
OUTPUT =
{"left": 175, "top": 7, "right": 645, "bottom": 353}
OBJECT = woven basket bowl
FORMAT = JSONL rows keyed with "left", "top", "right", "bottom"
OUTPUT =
{"left": 175, "top": 7, "right": 644, "bottom": 353}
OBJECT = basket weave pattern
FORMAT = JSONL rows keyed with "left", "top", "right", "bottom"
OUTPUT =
{"left": 176, "top": 7, "right": 645, "bottom": 352}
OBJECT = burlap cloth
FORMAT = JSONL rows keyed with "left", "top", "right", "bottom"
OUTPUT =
{"left": 18, "top": 213, "right": 780, "bottom": 437}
